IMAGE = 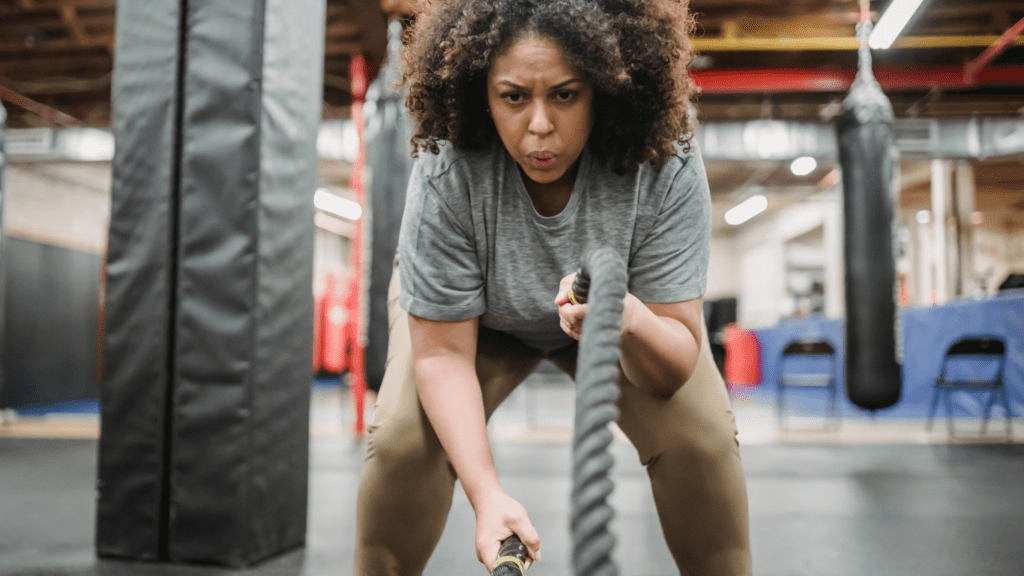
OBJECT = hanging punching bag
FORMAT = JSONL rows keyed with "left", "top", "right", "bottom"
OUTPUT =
{"left": 836, "top": 13, "right": 902, "bottom": 410}
{"left": 363, "top": 19, "right": 414, "bottom": 393}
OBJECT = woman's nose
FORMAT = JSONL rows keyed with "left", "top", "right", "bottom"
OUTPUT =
{"left": 528, "top": 102, "right": 554, "bottom": 136}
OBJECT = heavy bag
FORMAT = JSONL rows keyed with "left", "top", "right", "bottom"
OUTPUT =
{"left": 363, "top": 19, "right": 414, "bottom": 393}
{"left": 836, "top": 21, "right": 901, "bottom": 410}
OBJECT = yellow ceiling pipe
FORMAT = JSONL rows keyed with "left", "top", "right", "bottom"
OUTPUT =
{"left": 691, "top": 35, "right": 1024, "bottom": 51}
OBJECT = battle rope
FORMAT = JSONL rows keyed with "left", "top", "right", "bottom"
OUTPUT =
{"left": 568, "top": 247, "right": 625, "bottom": 576}
{"left": 492, "top": 247, "right": 625, "bottom": 576}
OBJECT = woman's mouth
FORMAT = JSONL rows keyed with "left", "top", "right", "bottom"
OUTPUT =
{"left": 528, "top": 152, "right": 557, "bottom": 170}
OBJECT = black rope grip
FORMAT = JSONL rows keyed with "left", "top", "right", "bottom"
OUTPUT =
{"left": 567, "top": 267, "right": 591, "bottom": 305}
{"left": 493, "top": 534, "right": 528, "bottom": 575}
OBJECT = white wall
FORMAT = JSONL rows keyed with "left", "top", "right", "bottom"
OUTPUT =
{"left": 973, "top": 226, "right": 1024, "bottom": 292}
{"left": 5, "top": 161, "right": 112, "bottom": 254}
{"left": 730, "top": 190, "right": 843, "bottom": 328}
{"left": 706, "top": 235, "right": 740, "bottom": 300}
{"left": 1008, "top": 229, "right": 1024, "bottom": 272}
{"left": 6, "top": 160, "right": 355, "bottom": 297}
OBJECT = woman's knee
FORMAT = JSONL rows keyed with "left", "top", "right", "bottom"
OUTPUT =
{"left": 647, "top": 414, "right": 739, "bottom": 471}
{"left": 366, "top": 409, "right": 446, "bottom": 472}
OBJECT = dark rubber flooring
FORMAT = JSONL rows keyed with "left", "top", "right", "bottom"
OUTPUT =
{"left": 2, "top": 437, "right": 1024, "bottom": 576}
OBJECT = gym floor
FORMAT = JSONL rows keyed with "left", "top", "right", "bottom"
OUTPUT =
{"left": 3, "top": 369, "right": 1024, "bottom": 576}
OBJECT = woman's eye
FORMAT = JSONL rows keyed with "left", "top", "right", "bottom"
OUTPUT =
{"left": 502, "top": 93, "right": 522, "bottom": 103}
{"left": 556, "top": 91, "right": 577, "bottom": 102}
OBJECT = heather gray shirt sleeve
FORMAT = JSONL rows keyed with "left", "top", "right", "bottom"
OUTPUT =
{"left": 397, "top": 160, "right": 485, "bottom": 322}
{"left": 627, "top": 152, "right": 711, "bottom": 303}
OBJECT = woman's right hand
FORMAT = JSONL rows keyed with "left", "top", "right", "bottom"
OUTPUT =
{"left": 474, "top": 490, "right": 541, "bottom": 573}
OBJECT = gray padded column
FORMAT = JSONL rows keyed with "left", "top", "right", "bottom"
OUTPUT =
{"left": 0, "top": 102, "right": 6, "bottom": 407}
{"left": 97, "top": 0, "right": 324, "bottom": 566}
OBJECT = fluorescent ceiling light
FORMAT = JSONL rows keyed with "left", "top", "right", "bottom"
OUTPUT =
{"left": 725, "top": 194, "right": 768, "bottom": 226}
{"left": 790, "top": 156, "right": 817, "bottom": 176}
{"left": 315, "top": 188, "right": 362, "bottom": 221}
{"left": 869, "top": 0, "right": 928, "bottom": 50}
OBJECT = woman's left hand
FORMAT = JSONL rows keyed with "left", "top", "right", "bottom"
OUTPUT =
{"left": 555, "top": 272, "right": 636, "bottom": 340}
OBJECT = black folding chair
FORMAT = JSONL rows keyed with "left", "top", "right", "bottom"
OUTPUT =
{"left": 926, "top": 336, "right": 1012, "bottom": 441}
{"left": 777, "top": 339, "right": 840, "bottom": 430}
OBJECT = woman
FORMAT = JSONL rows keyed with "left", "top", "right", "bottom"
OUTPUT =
{"left": 354, "top": 1, "right": 752, "bottom": 574}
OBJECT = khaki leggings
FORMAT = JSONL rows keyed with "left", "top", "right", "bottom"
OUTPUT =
{"left": 354, "top": 265, "right": 752, "bottom": 576}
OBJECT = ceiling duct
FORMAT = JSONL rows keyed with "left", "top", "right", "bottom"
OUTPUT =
{"left": 695, "top": 118, "right": 1024, "bottom": 161}
{"left": 7, "top": 117, "right": 1024, "bottom": 163}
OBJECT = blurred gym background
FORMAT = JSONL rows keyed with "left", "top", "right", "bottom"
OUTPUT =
{"left": 1, "top": 1, "right": 1023, "bottom": 575}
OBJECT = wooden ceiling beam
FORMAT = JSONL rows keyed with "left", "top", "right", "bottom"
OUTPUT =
{"left": 325, "top": 21, "right": 361, "bottom": 38}
{"left": 0, "top": 34, "right": 113, "bottom": 54}
{"left": 27, "top": 0, "right": 114, "bottom": 9}
{"left": 58, "top": 1, "right": 88, "bottom": 46}
{"left": 325, "top": 41, "right": 363, "bottom": 56}
{"left": 0, "top": 56, "right": 110, "bottom": 78}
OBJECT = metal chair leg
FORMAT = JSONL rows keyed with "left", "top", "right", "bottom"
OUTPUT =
{"left": 926, "top": 387, "right": 942, "bottom": 431}
{"left": 829, "top": 382, "right": 839, "bottom": 429}
{"left": 777, "top": 383, "right": 786, "bottom": 430}
{"left": 944, "top": 390, "right": 956, "bottom": 439}
{"left": 1002, "top": 386, "right": 1013, "bottom": 442}
{"left": 982, "top": 388, "right": 997, "bottom": 436}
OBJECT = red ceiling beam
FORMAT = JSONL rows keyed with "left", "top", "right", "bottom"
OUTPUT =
{"left": 691, "top": 66, "right": 1024, "bottom": 94}
{"left": 963, "top": 17, "right": 1024, "bottom": 83}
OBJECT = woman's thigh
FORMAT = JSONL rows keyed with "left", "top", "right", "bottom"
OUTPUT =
{"left": 370, "top": 267, "right": 543, "bottom": 442}
{"left": 545, "top": 319, "right": 738, "bottom": 465}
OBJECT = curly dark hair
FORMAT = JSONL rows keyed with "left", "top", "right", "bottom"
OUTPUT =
{"left": 402, "top": 0, "right": 698, "bottom": 174}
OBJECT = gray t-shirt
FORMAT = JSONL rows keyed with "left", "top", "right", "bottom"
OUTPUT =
{"left": 398, "top": 139, "right": 711, "bottom": 352}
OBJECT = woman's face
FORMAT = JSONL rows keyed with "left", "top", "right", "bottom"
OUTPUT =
{"left": 487, "top": 34, "right": 595, "bottom": 191}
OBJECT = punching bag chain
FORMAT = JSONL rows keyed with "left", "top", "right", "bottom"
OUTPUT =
{"left": 845, "top": 2, "right": 893, "bottom": 126}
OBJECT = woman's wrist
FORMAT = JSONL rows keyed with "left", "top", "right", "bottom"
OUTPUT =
{"left": 620, "top": 293, "right": 640, "bottom": 336}
{"left": 465, "top": 480, "right": 505, "bottom": 511}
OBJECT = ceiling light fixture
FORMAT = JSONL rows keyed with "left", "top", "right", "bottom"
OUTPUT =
{"left": 869, "top": 0, "right": 930, "bottom": 50}
{"left": 315, "top": 188, "right": 362, "bottom": 221}
{"left": 790, "top": 156, "right": 817, "bottom": 176}
{"left": 725, "top": 194, "right": 768, "bottom": 226}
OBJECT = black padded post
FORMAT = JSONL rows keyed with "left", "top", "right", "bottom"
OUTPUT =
{"left": 97, "top": 0, "right": 324, "bottom": 566}
{"left": 836, "top": 21, "right": 902, "bottom": 410}
{"left": 364, "top": 19, "right": 414, "bottom": 393}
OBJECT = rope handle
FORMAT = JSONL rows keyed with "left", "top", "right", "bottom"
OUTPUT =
{"left": 492, "top": 534, "right": 528, "bottom": 575}
{"left": 566, "top": 266, "right": 591, "bottom": 305}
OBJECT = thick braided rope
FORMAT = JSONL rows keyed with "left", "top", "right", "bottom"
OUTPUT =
{"left": 571, "top": 247, "right": 625, "bottom": 576}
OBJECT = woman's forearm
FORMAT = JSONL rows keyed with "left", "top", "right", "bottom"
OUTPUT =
{"left": 414, "top": 354, "right": 503, "bottom": 508}
{"left": 618, "top": 295, "right": 701, "bottom": 398}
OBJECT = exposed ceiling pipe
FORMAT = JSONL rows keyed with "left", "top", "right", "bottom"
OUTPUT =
{"left": 691, "top": 66, "right": 1024, "bottom": 94}
{"left": 695, "top": 118, "right": 1024, "bottom": 161}
{"left": 7, "top": 118, "right": 1024, "bottom": 163}
{"left": 963, "top": 17, "right": 1024, "bottom": 84}
{"left": 690, "top": 34, "right": 1024, "bottom": 52}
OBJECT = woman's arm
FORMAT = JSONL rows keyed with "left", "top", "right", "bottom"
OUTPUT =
{"left": 556, "top": 275, "right": 702, "bottom": 398}
{"left": 408, "top": 313, "right": 541, "bottom": 569}
{"left": 409, "top": 313, "right": 500, "bottom": 507}
{"left": 618, "top": 296, "right": 702, "bottom": 398}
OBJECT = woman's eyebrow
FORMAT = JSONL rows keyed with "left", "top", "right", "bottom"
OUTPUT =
{"left": 495, "top": 78, "right": 582, "bottom": 91}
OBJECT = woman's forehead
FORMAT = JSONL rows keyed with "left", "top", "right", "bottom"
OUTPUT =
{"left": 488, "top": 34, "right": 584, "bottom": 83}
